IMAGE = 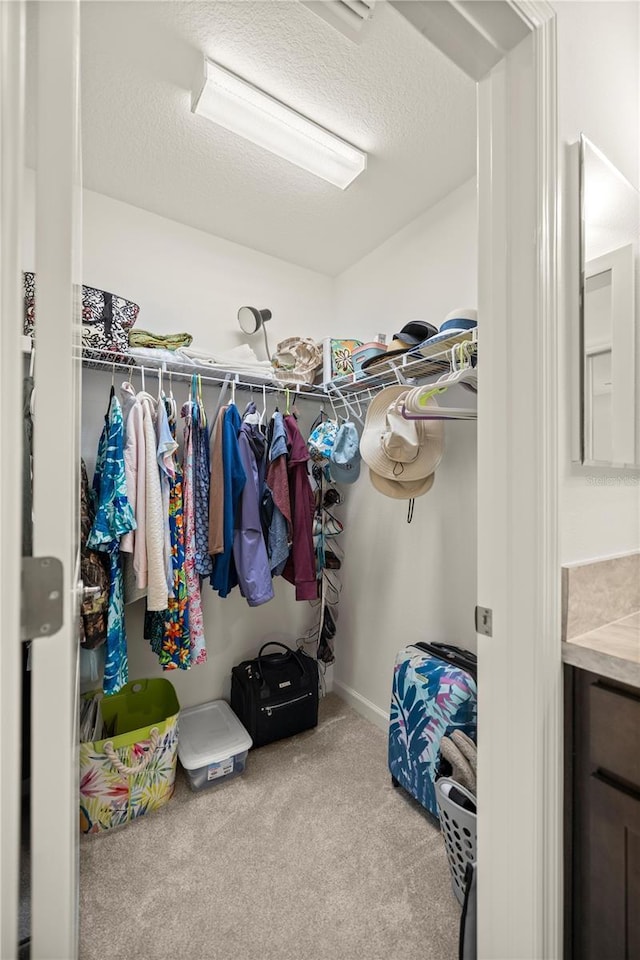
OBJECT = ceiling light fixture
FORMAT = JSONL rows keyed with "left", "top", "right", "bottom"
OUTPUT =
{"left": 192, "top": 59, "right": 367, "bottom": 190}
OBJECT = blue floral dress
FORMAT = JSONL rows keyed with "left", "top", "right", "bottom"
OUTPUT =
{"left": 87, "top": 393, "right": 136, "bottom": 695}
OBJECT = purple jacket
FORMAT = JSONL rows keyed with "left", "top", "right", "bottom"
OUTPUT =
{"left": 232, "top": 424, "right": 274, "bottom": 607}
{"left": 282, "top": 415, "right": 317, "bottom": 602}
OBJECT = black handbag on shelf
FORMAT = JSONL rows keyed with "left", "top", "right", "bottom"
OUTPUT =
{"left": 230, "top": 642, "right": 319, "bottom": 748}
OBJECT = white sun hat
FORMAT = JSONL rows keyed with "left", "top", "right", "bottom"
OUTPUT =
{"left": 360, "top": 385, "right": 445, "bottom": 485}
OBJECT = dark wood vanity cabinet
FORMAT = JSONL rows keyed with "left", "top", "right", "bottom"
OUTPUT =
{"left": 566, "top": 668, "right": 640, "bottom": 960}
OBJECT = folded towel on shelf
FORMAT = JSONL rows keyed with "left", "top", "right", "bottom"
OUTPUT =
{"left": 128, "top": 347, "right": 196, "bottom": 367}
{"left": 127, "top": 344, "right": 276, "bottom": 379}
{"left": 129, "top": 329, "right": 194, "bottom": 350}
{"left": 180, "top": 345, "right": 276, "bottom": 378}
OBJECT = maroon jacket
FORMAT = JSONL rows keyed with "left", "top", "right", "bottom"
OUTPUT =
{"left": 282, "top": 415, "right": 317, "bottom": 601}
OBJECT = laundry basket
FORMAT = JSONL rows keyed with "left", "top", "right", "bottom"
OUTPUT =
{"left": 79, "top": 678, "right": 180, "bottom": 835}
{"left": 435, "top": 777, "right": 477, "bottom": 905}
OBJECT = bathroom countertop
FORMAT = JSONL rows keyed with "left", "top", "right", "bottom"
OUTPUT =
{"left": 562, "top": 611, "right": 640, "bottom": 687}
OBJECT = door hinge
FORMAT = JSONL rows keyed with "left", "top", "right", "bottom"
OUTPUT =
{"left": 21, "top": 557, "right": 64, "bottom": 641}
{"left": 475, "top": 605, "right": 493, "bottom": 637}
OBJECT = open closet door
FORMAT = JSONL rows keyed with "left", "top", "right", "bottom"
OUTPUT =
{"left": 29, "top": 3, "right": 82, "bottom": 958}
{"left": 0, "top": 4, "right": 26, "bottom": 957}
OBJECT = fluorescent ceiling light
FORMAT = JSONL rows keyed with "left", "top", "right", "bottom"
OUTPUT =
{"left": 192, "top": 59, "right": 367, "bottom": 190}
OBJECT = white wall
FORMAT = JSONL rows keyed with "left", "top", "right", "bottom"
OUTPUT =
{"left": 332, "top": 178, "right": 478, "bottom": 720}
{"left": 556, "top": 1, "right": 640, "bottom": 563}
{"left": 23, "top": 170, "right": 334, "bottom": 709}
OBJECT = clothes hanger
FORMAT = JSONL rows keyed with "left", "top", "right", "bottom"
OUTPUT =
{"left": 167, "top": 370, "right": 177, "bottom": 423}
{"left": 243, "top": 386, "right": 261, "bottom": 425}
{"left": 197, "top": 374, "right": 206, "bottom": 428}
{"left": 29, "top": 345, "right": 36, "bottom": 415}
{"left": 290, "top": 384, "right": 301, "bottom": 419}
{"left": 105, "top": 381, "right": 115, "bottom": 421}
{"left": 260, "top": 384, "right": 267, "bottom": 424}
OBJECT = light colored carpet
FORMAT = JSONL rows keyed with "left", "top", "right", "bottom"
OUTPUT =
{"left": 79, "top": 694, "right": 460, "bottom": 960}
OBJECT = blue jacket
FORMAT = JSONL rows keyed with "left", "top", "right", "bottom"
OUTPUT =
{"left": 210, "top": 405, "right": 246, "bottom": 597}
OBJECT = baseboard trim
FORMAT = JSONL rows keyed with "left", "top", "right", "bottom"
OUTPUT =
{"left": 332, "top": 680, "right": 389, "bottom": 732}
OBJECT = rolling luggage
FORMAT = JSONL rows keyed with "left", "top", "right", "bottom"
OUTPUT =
{"left": 230, "top": 642, "right": 319, "bottom": 748}
{"left": 388, "top": 643, "right": 477, "bottom": 819}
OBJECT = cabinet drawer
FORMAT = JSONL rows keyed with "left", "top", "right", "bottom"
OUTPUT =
{"left": 589, "top": 681, "right": 640, "bottom": 787}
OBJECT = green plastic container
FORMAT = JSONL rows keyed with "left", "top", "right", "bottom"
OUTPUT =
{"left": 97, "top": 678, "right": 180, "bottom": 746}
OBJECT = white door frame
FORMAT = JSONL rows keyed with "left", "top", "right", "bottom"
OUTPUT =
{"left": 392, "top": 3, "right": 560, "bottom": 957}
{"left": 0, "top": 3, "right": 26, "bottom": 957}
{"left": 30, "top": 3, "right": 82, "bottom": 959}
{"left": 3, "top": 1, "right": 561, "bottom": 957}
{"left": 476, "top": 8, "right": 560, "bottom": 960}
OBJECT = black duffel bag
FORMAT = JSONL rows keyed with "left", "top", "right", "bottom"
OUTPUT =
{"left": 230, "top": 642, "right": 319, "bottom": 748}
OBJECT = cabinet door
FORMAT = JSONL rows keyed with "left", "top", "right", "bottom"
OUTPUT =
{"left": 586, "top": 774, "right": 640, "bottom": 960}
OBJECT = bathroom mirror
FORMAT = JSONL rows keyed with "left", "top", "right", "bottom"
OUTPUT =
{"left": 579, "top": 134, "right": 640, "bottom": 466}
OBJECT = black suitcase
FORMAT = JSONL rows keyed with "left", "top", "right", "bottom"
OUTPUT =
{"left": 230, "top": 642, "right": 319, "bottom": 748}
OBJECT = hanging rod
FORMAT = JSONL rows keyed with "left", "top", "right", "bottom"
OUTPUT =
{"left": 74, "top": 348, "right": 326, "bottom": 401}
{"left": 401, "top": 403, "right": 477, "bottom": 422}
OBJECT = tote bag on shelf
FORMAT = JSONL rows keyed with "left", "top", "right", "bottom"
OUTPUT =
{"left": 79, "top": 678, "right": 180, "bottom": 835}
{"left": 24, "top": 270, "right": 140, "bottom": 364}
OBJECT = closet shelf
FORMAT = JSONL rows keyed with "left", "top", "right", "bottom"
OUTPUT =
{"left": 24, "top": 334, "right": 477, "bottom": 421}
{"left": 324, "top": 329, "right": 478, "bottom": 397}
{"left": 323, "top": 330, "right": 478, "bottom": 422}
{"left": 69, "top": 345, "right": 328, "bottom": 401}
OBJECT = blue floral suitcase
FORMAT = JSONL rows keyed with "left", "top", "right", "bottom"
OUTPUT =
{"left": 388, "top": 643, "right": 477, "bottom": 819}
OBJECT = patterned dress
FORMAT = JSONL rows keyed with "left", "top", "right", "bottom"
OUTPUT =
{"left": 87, "top": 393, "right": 136, "bottom": 695}
{"left": 147, "top": 403, "right": 191, "bottom": 670}
{"left": 182, "top": 400, "right": 207, "bottom": 665}
{"left": 193, "top": 402, "right": 213, "bottom": 577}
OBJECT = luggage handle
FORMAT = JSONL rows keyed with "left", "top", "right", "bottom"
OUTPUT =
{"left": 103, "top": 726, "right": 161, "bottom": 776}
{"left": 413, "top": 642, "right": 477, "bottom": 681}
{"left": 256, "top": 642, "right": 308, "bottom": 682}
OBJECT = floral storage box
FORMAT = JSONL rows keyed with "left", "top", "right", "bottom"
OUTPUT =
{"left": 79, "top": 679, "right": 180, "bottom": 835}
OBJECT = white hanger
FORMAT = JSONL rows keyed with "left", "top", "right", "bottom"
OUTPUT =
{"left": 260, "top": 384, "right": 267, "bottom": 424}
{"left": 29, "top": 345, "right": 36, "bottom": 415}
{"left": 167, "top": 370, "right": 177, "bottom": 422}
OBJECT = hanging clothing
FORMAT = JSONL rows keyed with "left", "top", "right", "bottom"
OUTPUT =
{"left": 156, "top": 396, "right": 178, "bottom": 592}
{"left": 208, "top": 403, "right": 228, "bottom": 556}
{"left": 265, "top": 411, "right": 292, "bottom": 575}
{"left": 22, "top": 375, "right": 34, "bottom": 557}
{"left": 233, "top": 420, "right": 274, "bottom": 607}
{"left": 145, "top": 401, "right": 191, "bottom": 670}
{"left": 139, "top": 392, "right": 168, "bottom": 611}
{"left": 182, "top": 400, "right": 207, "bottom": 665}
{"left": 87, "top": 393, "right": 136, "bottom": 695}
{"left": 282, "top": 414, "right": 317, "bottom": 602}
{"left": 192, "top": 403, "right": 213, "bottom": 577}
{"left": 120, "top": 382, "right": 148, "bottom": 605}
{"left": 80, "top": 459, "right": 110, "bottom": 649}
{"left": 210, "top": 404, "right": 246, "bottom": 598}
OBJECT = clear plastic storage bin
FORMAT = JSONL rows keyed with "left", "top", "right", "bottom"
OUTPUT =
{"left": 178, "top": 699, "right": 252, "bottom": 791}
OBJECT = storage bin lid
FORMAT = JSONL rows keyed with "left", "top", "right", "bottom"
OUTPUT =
{"left": 178, "top": 699, "right": 252, "bottom": 770}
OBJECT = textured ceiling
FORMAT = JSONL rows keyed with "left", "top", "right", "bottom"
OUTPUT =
{"left": 72, "top": 1, "right": 476, "bottom": 276}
